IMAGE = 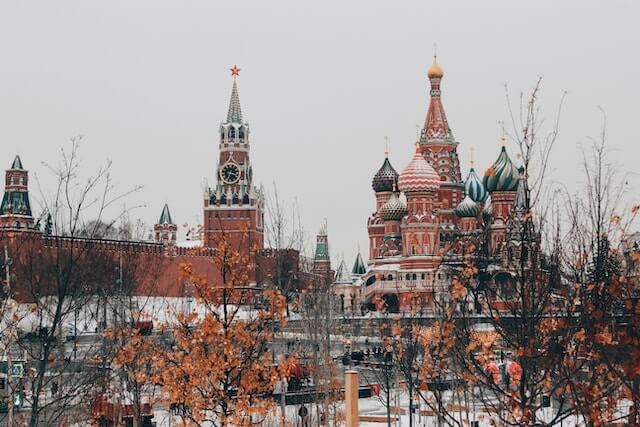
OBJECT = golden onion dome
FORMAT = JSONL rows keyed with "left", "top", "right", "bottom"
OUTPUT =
{"left": 427, "top": 56, "right": 444, "bottom": 79}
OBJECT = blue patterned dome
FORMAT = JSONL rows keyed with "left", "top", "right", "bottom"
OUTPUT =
{"left": 372, "top": 157, "right": 399, "bottom": 193}
{"left": 482, "top": 195, "right": 493, "bottom": 223}
{"left": 455, "top": 196, "right": 480, "bottom": 218}
{"left": 483, "top": 194, "right": 493, "bottom": 217}
{"left": 464, "top": 167, "right": 488, "bottom": 202}
{"left": 379, "top": 192, "right": 408, "bottom": 221}
{"left": 483, "top": 146, "right": 519, "bottom": 192}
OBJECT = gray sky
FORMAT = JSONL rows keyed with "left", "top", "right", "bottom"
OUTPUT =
{"left": 1, "top": 1, "right": 638, "bottom": 265}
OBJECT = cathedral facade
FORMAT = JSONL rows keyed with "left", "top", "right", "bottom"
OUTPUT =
{"left": 351, "top": 58, "right": 527, "bottom": 314}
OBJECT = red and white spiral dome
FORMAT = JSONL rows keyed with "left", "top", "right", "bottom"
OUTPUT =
{"left": 397, "top": 145, "right": 441, "bottom": 193}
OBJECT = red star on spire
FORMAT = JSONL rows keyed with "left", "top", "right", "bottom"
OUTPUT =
{"left": 230, "top": 65, "right": 241, "bottom": 77}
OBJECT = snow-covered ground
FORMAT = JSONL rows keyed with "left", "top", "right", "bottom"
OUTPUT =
{"left": 147, "top": 390, "right": 604, "bottom": 426}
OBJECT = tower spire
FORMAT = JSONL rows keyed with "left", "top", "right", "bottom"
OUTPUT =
{"left": 1, "top": 155, "right": 34, "bottom": 229}
{"left": 154, "top": 203, "right": 177, "bottom": 247}
{"left": 158, "top": 203, "right": 173, "bottom": 225}
{"left": 227, "top": 79, "right": 243, "bottom": 124}
{"left": 11, "top": 155, "right": 23, "bottom": 170}
{"left": 422, "top": 55, "right": 450, "bottom": 142}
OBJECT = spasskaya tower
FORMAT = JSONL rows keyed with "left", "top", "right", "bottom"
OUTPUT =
{"left": 203, "top": 66, "right": 264, "bottom": 252}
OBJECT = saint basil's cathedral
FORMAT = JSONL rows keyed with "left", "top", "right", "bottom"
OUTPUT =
{"left": 333, "top": 57, "right": 530, "bottom": 315}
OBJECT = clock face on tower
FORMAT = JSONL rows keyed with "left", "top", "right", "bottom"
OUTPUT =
{"left": 220, "top": 162, "right": 241, "bottom": 184}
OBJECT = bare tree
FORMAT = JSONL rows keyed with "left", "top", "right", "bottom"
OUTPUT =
{"left": 558, "top": 116, "right": 640, "bottom": 425}
{"left": 414, "top": 80, "right": 585, "bottom": 426}
{"left": 8, "top": 139, "right": 142, "bottom": 426}
{"left": 297, "top": 271, "right": 341, "bottom": 427}
{"left": 264, "top": 182, "right": 308, "bottom": 317}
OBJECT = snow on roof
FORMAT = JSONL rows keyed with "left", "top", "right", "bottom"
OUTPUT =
{"left": 369, "top": 263, "right": 401, "bottom": 271}
{"left": 176, "top": 239, "right": 203, "bottom": 248}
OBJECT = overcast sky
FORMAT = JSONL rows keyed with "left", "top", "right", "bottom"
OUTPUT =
{"left": 1, "top": 1, "right": 638, "bottom": 266}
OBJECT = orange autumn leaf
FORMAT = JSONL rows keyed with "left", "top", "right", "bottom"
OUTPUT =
{"left": 595, "top": 330, "right": 613, "bottom": 345}
{"left": 452, "top": 280, "right": 468, "bottom": 299}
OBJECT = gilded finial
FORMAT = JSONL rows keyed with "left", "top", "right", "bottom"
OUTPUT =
{"left": 470, "top": 147, "right": 475, "bottom": 168}
{"left": 428, "top": 46, "right": 444, "bottom": 79}
{"left": 384, "top": 136, "right": 389, "bottom": 158}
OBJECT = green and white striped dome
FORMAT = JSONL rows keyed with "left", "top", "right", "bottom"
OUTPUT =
{"left": 455, "top": 195, "right": 480, "bottom": 218}
{"left": 483, "top": 146, "right": 519, "bottom": 192}
{"left": 464, "top": 167, "right": 488, "bottom": 202}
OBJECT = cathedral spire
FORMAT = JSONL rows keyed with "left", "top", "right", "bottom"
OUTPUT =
{"left": 226, "top": 66, "right": 243, "bottom": 124}
{"left": 422, "top": 55, "right": 451, "bottom": 142}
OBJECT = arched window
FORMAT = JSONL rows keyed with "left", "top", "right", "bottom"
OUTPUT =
{"left": 405, "top": 273, "right": 410, "bottom": 281}
{"left": 387, "top": 274, "right": 393, "bottom": 281}
{"left": 242, "top": 194, "right": 249, "bottom": 204}
{"left": 232, "top": 193, "right": 240, "bottom": 205}
{"left": 412, "top": 273, "right": 417, "bottom": 281}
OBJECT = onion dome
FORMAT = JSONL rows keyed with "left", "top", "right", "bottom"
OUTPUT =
{"left": 372, "top": 157, "right": 399, "bottom": 192}
{"left": 464, "top": 167, "right": 488, "bottom": 202}
{"left": 483, "top": 146, "right": 519, "bottom": 192}
{"left": 483, "top": 194, "right": 493, "bottom": 220}
{"left": 379, "top": 192, "right": 408, "bottom": 221}
{"left": 428, "top": 56, "right": 444, "bottom": 79}
{"left": 455, "top": 196, "right": 480, "bottom": 218}
{"left": 398, "top": 145, "right": 440, "bottom": 193}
